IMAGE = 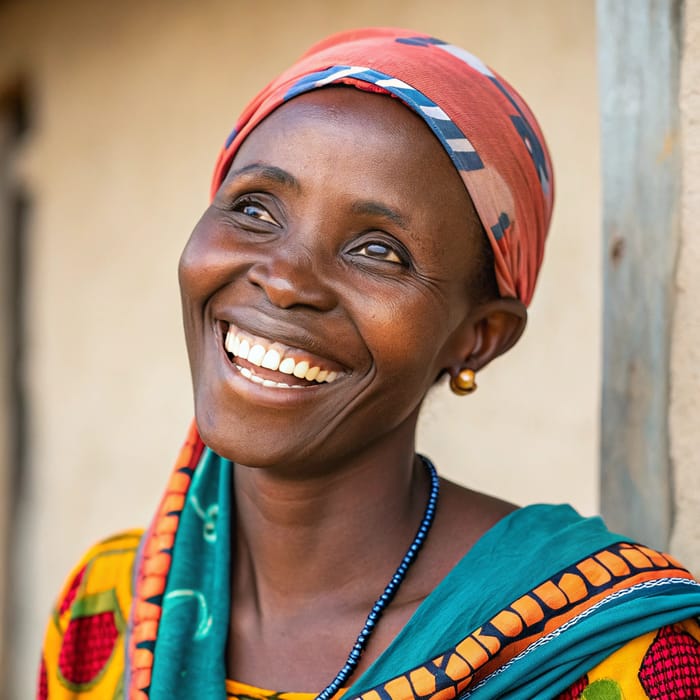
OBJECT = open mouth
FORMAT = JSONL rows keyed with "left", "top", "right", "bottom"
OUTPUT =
{"left": 222, "top": 322, "right": 341, "bottom": 390}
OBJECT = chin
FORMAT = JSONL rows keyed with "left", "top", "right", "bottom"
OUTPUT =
{"left": 193, "top": 404, "right": 309, "bottom": 472}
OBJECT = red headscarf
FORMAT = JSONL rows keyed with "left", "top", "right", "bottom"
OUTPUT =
{"left": 210, "top": 27, "right": 554, "bottom": 306}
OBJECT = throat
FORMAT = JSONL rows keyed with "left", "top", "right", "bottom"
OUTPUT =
{"left": 229, "top": 457, "right": 440, "bottom": 696}
{"left": 227, "top": 588, "right": 426, "bottom": 694}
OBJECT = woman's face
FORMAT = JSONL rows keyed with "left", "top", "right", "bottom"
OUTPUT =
{"left": 179, "top": 88, "right": 487, "bottom": 472}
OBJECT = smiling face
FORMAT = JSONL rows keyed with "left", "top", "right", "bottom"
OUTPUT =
{"left": 179, "top": 88, "right": 493, "bottom": 473}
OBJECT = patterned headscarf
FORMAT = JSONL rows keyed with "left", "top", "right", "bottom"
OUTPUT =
{"left": 210, "top": 27, "right": 554, "bottom": 306}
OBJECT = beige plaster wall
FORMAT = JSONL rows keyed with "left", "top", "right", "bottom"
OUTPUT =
{"left": 670, "top": 1, "right": 700, "bottom": 576}
{"left": 0, "top": 0, "right": 600, "bottom": 695}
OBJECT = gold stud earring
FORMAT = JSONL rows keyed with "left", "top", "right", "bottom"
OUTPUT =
{"left": 450, "top": 368, "right": 477, "bottom": 396}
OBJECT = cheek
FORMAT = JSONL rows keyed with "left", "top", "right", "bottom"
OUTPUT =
{"left": 179, "top": 209, "right": 240, "bottom": 302}
{"left": 178, "top": 213, "right": 231, "bottom": 372}
{"left": 179, "top": 213, "right": 213, "bottom": 299}
{"left": 357, "top": 290, "right": 453, "bottom": 385}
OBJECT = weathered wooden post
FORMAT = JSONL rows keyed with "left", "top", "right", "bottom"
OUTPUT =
{"left": 597, "top": 0, "right": 682, "bottom": 549}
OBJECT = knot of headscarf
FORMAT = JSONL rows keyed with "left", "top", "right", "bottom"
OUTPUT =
{"left": 210, "top": 27, "right": 555, "bottom": 306}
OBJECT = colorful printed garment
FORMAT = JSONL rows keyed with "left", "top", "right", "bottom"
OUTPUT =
{"left": 40, "top": 424, "right": 700, "bottom": 699}
{"left": 225, "top": 679, "right": 347, "bottom": 700}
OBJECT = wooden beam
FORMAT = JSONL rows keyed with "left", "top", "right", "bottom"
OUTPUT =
{"left": 597, "top": 0, "right": 682, "bottom": 549}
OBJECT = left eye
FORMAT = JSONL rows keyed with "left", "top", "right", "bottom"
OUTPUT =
{"left": 233, "top": 197, "right": 279, "bottom": 225}
{"left": 352, "top": 241, "right": 405, "bottom": 265}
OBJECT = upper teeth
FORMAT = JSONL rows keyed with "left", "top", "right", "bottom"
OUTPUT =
{"left": 224, "top": 326, "right": 338, "bottom": 384}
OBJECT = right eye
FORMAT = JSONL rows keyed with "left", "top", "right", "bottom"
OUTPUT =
{"left": 233, "top": 196, "right": 280, "bottom": 226}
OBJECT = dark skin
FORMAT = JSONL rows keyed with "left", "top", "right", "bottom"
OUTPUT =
{"left": 179, "top": 88, "right": 527, "bottom": 691}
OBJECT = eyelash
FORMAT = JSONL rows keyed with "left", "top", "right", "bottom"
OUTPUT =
{"left": 232, "top": 195, "right": 280, "bottom": 226}
{"left": 227, "top": 194, "right": 412, "bottom": 269}
{"left": 349, "top": 239, "right": 410, "bottom": 267}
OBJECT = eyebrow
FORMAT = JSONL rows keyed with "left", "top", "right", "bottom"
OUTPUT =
{"left": 351, "top": 200, "right": 409, "bottom": 230}
{"left": 226, "top": 162, "right": 300, "bottom": 190}
{"left": 225, "top": 165, "right": 409, "bottom": 229}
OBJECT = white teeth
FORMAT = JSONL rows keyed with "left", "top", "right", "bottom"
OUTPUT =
{"left": 225, "top": 326, "right": 341, "bottom": 385}
{"left": 238, "top": 339, "right": 250, "bottom": 360}
{"left": 279, "top": 357, "right": 296, "bottom": 375}
{"left": 248, "top": 344, "right": 266, "bottom": 367}
{"left": 233, "top": 364, "right": 294, "bottom": 389}
{"left": 293, "top": 360, "right": 310, "bottom": 378}
{"left": 261, "top": 349, "right": 281, "bottom": 371}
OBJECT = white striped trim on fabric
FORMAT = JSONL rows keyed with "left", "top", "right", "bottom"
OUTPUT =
{"left": 446, "top": 137, "right": 477, "bottom": 153}
{"left": 438, "top": 44, "right": 495, "bottom": 78}
{"left": 460, "top": 577, "right": 700, "bottom": 699}
{"left": 313, "top": 66, "right": 368, "bottom": 87}
{"left": 419, "top": 105, "right": 450, "bottom": 120}
{"left": 375, "top": 77, "right": 414, "bottom": 90}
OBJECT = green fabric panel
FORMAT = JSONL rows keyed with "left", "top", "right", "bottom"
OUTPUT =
{"left": 582, "top": 679, "right": 623, "bottom": 700}
{"left": 150, "top": 448, "right": 232, "bottom": 699}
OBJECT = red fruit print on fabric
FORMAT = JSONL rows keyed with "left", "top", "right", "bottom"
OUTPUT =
{"left": 58, "top": 565, "right": 86, "bottom": 616}
{"left": 37, "top": 656, "right": 48, "bottom": 700}
{"left": 58, "top": 611, "right": 119, "bottom": 685}
{"left": 556, "top": 674, "right": 588, "bottom": 699}
{"left": 638, "top": 624, "right": 700, "bottom": 698}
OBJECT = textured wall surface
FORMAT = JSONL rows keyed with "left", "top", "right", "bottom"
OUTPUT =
{"left": 670, "top": 1, "right": 700, "bottom": 575}
{"left": 0, "top": 1, "right": 600, "bottom": 695}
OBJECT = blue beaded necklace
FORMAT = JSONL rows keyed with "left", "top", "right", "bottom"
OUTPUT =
{"left": 315, "top": 455, "right": 440, "bottom": 700}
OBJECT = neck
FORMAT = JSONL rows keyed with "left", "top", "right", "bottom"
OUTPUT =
{"left": 232, "top": 434, "right": 430, "bottom": 619}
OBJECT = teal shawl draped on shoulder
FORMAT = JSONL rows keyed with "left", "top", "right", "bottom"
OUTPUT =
{"left": 132, "top": 449, "right": 700, "bottom": 699}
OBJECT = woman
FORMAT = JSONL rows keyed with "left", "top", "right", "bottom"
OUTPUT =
{"left": 39, "top": 28, "right": 700, "bottom": 700}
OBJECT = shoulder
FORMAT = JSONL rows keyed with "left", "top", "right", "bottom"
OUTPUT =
{"left": 406, "top": 479, "right": 517, "bottom": 597}
{"left": 431, "top": 478, "right": 518, "bottom": 551}
{"left": 39, "top": 529, "right": 143, "bottom": 699}
{"left": 56, "top": 530, "right": 143, "bottom": 607}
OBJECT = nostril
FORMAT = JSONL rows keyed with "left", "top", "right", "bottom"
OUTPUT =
{"left": 247, "top": 263, "right": 303, "bottom": 308}
{"left": 246, "top": 256, "right": 336, "bottom": 311}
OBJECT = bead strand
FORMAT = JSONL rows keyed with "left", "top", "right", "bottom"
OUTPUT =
{"left": 315, "top": 456, "right": 440, "bottom": 700}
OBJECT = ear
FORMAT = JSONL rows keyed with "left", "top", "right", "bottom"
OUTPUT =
{"left": 442, "top": 298, "right": 527, "bottom": 378}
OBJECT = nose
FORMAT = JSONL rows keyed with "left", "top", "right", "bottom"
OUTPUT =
{"left": 246, "top": 245, "right": 337, "bottom": 311}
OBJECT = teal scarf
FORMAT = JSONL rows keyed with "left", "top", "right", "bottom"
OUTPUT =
{"left": 149, "top": 448, "right": 232, "bottom": 697}
{"left": 146, "top": 449, "right": 700, "bottom": 699}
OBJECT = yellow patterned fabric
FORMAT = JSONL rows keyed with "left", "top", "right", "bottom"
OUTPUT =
{"left": 38, "top": 531, "right": 141, "bottom": 699}
{"left": 225, "top": 679, "right": 346, "bottom": 700}
{"left": 558, "top": 618, "right": 700, "bottom": 699}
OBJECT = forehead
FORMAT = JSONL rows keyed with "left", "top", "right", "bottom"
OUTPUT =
{"left": 228, "top": 88, "right": 482, "bottom": 241}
